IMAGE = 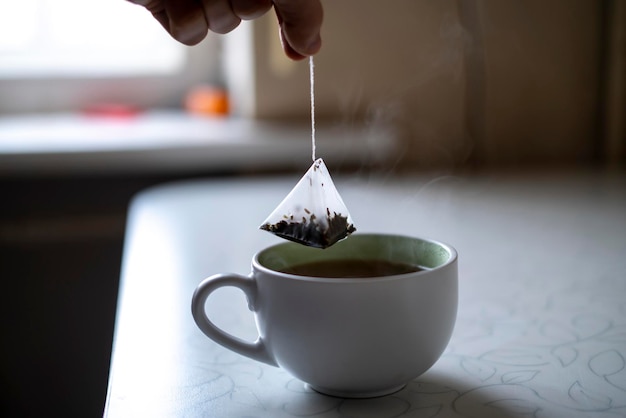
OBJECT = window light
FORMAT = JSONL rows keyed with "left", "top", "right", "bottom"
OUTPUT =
{"left": 0, "top": 0, "right": 185, "bottom": 78}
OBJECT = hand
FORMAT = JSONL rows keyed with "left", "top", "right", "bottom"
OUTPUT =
{"left": 127, "top": 0, "right": 323, "bottom": 60}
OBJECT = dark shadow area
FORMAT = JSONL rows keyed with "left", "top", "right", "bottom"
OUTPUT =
{"left": 0, "top": 239, "right": 122, "bottom": 417}
{"left": 0, "top": 173, "right": 218, "bottom": 417}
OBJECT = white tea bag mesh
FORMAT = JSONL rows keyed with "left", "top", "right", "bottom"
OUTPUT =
{"left": 260, "top": 158, "right": 356, "bottom": 248}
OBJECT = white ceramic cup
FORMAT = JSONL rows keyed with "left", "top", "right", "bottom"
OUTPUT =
{"left": 191, "top": 233, "right": 458, "bottom": 398}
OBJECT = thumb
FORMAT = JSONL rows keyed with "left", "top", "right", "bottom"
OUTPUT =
{"left": 272, "top": 0, "right": 323, "bottom": 59}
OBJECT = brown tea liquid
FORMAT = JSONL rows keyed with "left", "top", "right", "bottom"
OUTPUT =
{"left": 280, "top": 259, "right": 423, "bottom": 278}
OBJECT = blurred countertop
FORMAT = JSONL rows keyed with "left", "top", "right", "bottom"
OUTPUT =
{"left": 0, "top": 111, "right": 396, "bottom": 176}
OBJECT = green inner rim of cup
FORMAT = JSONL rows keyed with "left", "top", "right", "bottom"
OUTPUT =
{"left": 258, "top": 233, "right": 452, "bottom": 274}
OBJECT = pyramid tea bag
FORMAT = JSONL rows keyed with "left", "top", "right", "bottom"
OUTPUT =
{"left": 260, "top": 158, "right": 356, "bottom": 248}
{"left": 260, "top": 59, "right": 354, "bottom": 248}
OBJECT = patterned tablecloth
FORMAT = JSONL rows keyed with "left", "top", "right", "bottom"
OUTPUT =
{"left": 105, "top": 169, "right": 626, "bottom": 417}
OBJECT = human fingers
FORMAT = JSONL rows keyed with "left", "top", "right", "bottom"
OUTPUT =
{"left": 162, "top": 0, "right": 209, "bottom": 45}
{"left": 127, "top": 0, "right": 208, "bottom": 45}
{"left": 230, "top": 0, "right": 272, "bottom": 20}
{"left": 200, "top": 0, "right": 241, "bottom": 34}
{"left": 272, "top": 0, "right": 323, "bottom": 59}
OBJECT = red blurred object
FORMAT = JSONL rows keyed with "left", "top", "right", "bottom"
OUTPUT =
{"left": 81, "top": 103, "right": 141, "bottom": 119}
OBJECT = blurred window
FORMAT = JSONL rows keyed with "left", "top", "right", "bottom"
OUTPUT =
{"left": 0, "top": 0, "right": 221, "bottom": 113}
{"left": 0, "top": 0, "right": 185, "bottom": 78}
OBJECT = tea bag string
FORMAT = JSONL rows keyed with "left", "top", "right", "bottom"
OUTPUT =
{"left": 310, "top": 56, "right": 316, "bottom": 162}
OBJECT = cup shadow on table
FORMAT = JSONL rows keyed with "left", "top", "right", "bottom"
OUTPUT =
{"left": 282, "top": 374, "right": 527, "bottom": 418}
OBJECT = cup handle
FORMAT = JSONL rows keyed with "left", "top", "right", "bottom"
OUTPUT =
{"left": 191, "top": 273, "right": 277, "bottom": 367}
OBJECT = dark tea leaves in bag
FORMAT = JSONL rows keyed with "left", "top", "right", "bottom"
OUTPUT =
{"left": 260, "top": 158, "right": 356, "bottom": 249}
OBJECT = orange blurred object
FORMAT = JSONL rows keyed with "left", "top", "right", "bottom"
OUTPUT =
{"left": 185, "top": 86, "right": 230, "bottom": 116}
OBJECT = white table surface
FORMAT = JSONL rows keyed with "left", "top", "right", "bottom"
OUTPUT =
{"left": 105, "top": 168, "right": 626, "bottom": 418}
